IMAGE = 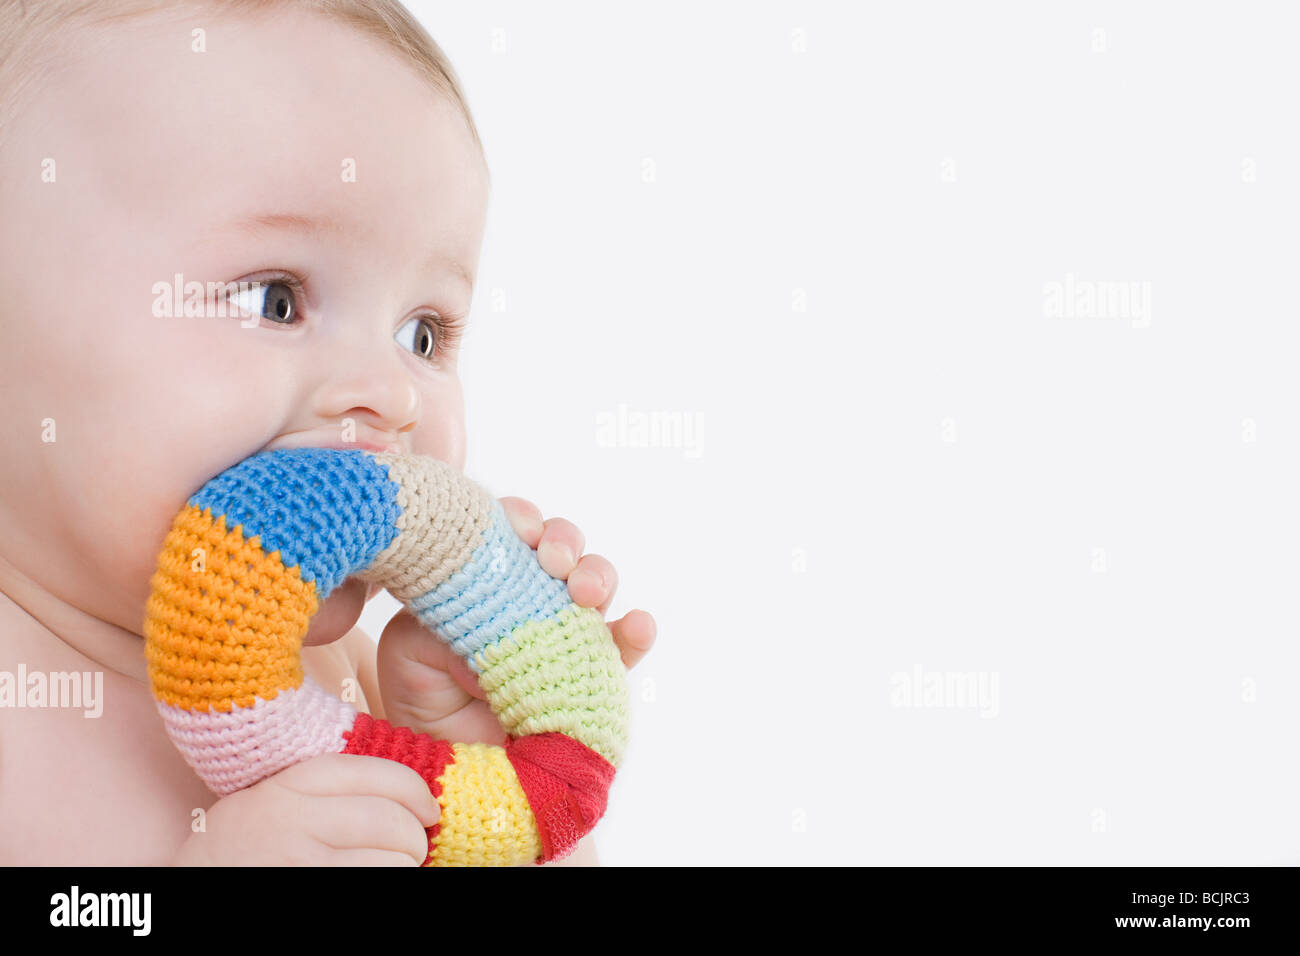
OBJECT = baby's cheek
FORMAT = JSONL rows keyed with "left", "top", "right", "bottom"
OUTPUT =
{"left": 410, "top": 384, "right": 467, "bottom": 471}
{"left": 54, "top": 404, "right": 284, "bottom": 638}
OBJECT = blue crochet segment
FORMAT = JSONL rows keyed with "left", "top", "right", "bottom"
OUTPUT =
{"left": 188, "top": 448, "right": 401, "bottom": 598}
{"left": 407, "top": 497, "right": 571, "bottom": 673}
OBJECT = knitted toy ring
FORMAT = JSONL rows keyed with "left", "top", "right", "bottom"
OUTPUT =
{"left": 143, "top": 448, "right": 630, "bottom": 866}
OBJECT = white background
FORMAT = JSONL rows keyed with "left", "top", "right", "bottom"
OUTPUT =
{"left": 356, "top": 2, "right": 1300, "bottom": 864}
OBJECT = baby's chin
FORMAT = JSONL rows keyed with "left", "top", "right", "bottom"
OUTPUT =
{"left": 301, "top": 575, "right": 368, "bottom": 646}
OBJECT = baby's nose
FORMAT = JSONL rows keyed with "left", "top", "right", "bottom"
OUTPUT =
{"left": 312, "top": 335, "right": 421, "bottom": 435}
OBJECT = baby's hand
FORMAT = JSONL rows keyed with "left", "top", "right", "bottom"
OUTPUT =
{"left": 375, "top": 496, "right": 657, "bottom": 745}
{"left": 498, "top": 496, "right": 657, "bottom": 667}
{"left": 170, "top": 753, "right": 440, "bottom": 866}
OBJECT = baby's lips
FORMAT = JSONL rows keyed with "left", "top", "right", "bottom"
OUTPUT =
{"left": 263, "top": 430, "right": 405, "bottom": 455}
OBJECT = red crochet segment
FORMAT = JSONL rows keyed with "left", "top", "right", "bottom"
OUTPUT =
{"left": 341, "top": 713, "right": 454, "bottom": 867}
{"left": 340, "top": 715, "right": 617, "bottom": 866}
{"left": 505, "top": 732, "right": 617, "bottom": 864}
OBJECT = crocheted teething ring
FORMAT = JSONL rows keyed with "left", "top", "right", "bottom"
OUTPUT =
{"left": 142, "top": 448, "right": 630, "bottom": 866}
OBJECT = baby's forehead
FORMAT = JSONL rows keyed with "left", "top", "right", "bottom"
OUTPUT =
{"left": 27, "top": 10, "right": 480, "bottom": 241}
{"left": 34, "top": 8, "right": 472, "bottom": 181}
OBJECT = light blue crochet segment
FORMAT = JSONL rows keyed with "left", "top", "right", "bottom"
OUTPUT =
{"left": 407, "top": 497, "right": 572, "bottom": 673}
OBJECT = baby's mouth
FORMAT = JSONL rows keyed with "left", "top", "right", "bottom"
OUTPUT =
{"left": 264, "top": 431, "right": 404, "bottom": 456}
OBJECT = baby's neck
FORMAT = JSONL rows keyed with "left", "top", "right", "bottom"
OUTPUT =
{"left": 0, "top": 550, "right": 149, "bottom": 686}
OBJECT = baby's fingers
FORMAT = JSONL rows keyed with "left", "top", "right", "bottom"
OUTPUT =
{"left": 568, "top": 553, "right": 617, "bottom": 614}
{"left": 608, "top": 609, "right": 656, "bottom": 670}
{"left": 498, "top": 496, "right": 544, "bottom": 548}
{"left": 306, "top": 794, "right": 433, "bottom": 865}
{"left": 536, "top": 517, "right": 585, "bottom": 579}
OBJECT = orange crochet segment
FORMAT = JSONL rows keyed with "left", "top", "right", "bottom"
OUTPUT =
{"left": 144, "top": 505, "right": 316, "bottom": 712}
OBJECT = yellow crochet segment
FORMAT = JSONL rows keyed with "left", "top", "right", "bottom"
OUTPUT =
{"left": 430, "top": 743, "right": 544, "bottom": 866}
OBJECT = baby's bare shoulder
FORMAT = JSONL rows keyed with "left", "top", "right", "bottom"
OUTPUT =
{"left": 0, "top": 665, "right": 216, "bottom": 864}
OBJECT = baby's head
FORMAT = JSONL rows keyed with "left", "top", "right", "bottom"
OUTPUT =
{"left": 0, "top": 1, "right": 490, "bottom": 653}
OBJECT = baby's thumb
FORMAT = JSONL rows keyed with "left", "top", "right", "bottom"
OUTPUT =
{"left": 446, "top": 653, "right": 486, "bottom": 701}
{"left": 377, "top": 609, "right": 485, "bottom": 700}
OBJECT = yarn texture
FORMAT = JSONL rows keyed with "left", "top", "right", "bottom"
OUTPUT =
{"left": 143, "top": 448, "right": 630, "bottom": 866}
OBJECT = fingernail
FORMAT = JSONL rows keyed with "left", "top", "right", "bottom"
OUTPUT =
{"left": 542, "top": 540, "right": 574, "bottom": 568}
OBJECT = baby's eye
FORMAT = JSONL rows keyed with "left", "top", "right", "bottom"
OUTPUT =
{"left": 394, "top": 315, "right": 439, "bottom": 361}
{"left": 228, "top": 280, "right": 297, "bottom": 325}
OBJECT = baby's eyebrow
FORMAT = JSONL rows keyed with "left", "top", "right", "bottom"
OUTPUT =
{"left": 219, "top": 211, "right": 476, "bottom": 294}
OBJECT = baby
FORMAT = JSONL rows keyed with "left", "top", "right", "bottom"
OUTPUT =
{"left": 0, "top": 0, "right": 655, "bottom": 866}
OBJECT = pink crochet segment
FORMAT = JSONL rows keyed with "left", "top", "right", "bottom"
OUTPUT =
{"left": 156, "top": 679, "right": 356, "bottom": 795}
